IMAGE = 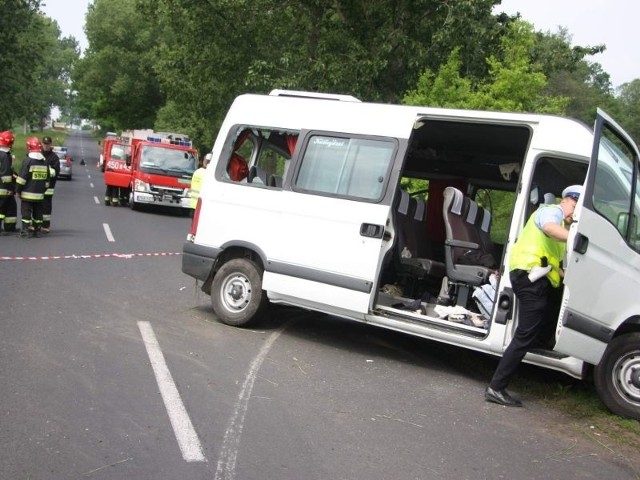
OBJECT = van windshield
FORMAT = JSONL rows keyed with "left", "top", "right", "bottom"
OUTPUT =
{"left": 140, "top": 145, "right": 197, "bottom": 177}
{"left": 296, "top": 135, "right": 395, "bottom": 201}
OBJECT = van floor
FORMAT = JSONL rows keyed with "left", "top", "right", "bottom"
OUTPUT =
{"left": 374, "top": 291, "right": 488, "bottom": 337}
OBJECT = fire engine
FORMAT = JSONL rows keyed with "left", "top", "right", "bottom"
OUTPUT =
{"left": 101, "top": 129, "right": 197, "bottom": 212}
{"left": 101, "top": 132, "right": 132, "bottom": 205}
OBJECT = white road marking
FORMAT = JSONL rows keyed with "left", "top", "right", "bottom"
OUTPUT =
{"left": 215, "top": 323, "right": 290, "bottom": 480}
{"left": 94, "top": 196, "right": 99, "bottom": 204}
{"left": 90, "top": 182, "right": 94, "bottom": 188}
{"left": 102, "top": 223, "right": 115, "bottom": 242}
{"left": 137, "top": 321, "right": 207, "bottom": 463}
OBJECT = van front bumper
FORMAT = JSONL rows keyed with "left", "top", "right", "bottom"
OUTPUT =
{"left": 182, "top": 241, "right": 221, "bottom": 282}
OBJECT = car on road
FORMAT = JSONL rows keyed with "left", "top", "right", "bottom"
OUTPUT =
{"left": 53, "top": 146, "right": 72, "bottom": 180}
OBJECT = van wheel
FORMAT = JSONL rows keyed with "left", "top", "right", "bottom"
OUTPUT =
{"left": 594, "top": 332, "right": 640, "bottom": 420}
{"left": 210, "top": 258, "right": 268, "bottom": 327}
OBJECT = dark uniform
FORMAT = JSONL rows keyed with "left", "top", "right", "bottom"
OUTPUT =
{"left": 2, "top": 174, "right": 18, "bottom": 232}
{"left": 0, "top": 148, "right": 13, "bottom": 233}
{"left": 42, "top": 141, "right": 60, "bottom": 231}
{"left": 16, "top": 152, "right": 50, "bottom": 237}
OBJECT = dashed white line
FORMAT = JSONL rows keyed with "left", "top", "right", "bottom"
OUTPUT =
{"left": 102, "top": 223, "right": 115, "bottom": 242}
{"left": 137, "top": 321, "right": 207, "bottom": 463}
{"left": 90, "top": 182, "right": 94, "bottom": 188}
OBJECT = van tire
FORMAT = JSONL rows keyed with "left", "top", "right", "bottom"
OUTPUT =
{"left": 594, "top": 332, "right": 640, "bottom": 420}
{"left": 210, "top": 258, "right": 267, "bottom": 327}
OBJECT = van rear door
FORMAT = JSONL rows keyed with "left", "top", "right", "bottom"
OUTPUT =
{"left": 555, "top": 109, "right": 640, "bottom": 364}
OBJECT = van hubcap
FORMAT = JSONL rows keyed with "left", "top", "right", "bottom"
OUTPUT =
{"left": 221, "top": 273, "right": 251, "bottom": 312}
{"left": 613, "top": 351, "right": 640, "bottom": 404}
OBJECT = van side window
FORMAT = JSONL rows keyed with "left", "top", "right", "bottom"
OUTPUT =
{"left": 224, "top": 127, "right": 298, "bottom": 187}
{"left": 594, "top": 131, "right": 640, "bottom": 252}
{"left": 296, "top": 135, "right": 395, "bottom": 200}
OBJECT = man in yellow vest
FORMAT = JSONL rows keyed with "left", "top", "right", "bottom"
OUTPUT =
{"left": 188, "top": 153, "right": 211, "bottom": 213}
{"left": 485, "top": 184, "right": 583, "bottom": 407}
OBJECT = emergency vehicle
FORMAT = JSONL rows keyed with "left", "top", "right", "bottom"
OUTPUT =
{"left": 117, "top": 130, "right": 197, "bottom": 212}
{"left": 182, "top": 90, "right": 640, "bottom": 420}
{"left": 101, "top": 132, "right": 131, "bottom": 205}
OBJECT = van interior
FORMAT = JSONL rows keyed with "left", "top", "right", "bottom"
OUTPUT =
{"left": 375, "top": 118, "right": 588, "bottom": 339}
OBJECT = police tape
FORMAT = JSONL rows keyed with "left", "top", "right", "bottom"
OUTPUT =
{"left": 0, "top": 252, "right": 182, "bottom": 261}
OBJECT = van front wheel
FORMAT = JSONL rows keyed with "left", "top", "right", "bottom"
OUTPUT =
{"left": 210, "top": 258, "right": 267, "bottom": 327}
{"left": 594, "top": 332, "right": 640, "bottom": 420}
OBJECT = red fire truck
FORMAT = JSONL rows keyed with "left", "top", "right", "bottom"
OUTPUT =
{"left": 100, "top": 129, "right": 197, "bottom": 212}
{"left": 101, "top": 132, "right": 132, "bottom": 206}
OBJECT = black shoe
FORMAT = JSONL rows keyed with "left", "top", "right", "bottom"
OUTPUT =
{"left": 18, "top": 230, "right": 29, "bottom": 238}
{"left": 485, "top": 386, "right": 522, "bottom": 407}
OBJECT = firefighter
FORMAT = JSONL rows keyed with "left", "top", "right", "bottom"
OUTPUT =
{"left": 41, "top": 136, "right": 60, "bottom": 233}
{"left": 0, "top": 131, "right": 15, "bottom": 234}
{"left": 15, "top": 137, "right": 49, "bottom": 238}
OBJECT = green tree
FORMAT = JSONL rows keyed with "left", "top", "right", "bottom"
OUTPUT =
{"left": 616, "top": 79, "right": 640, "bottom": 142}
{"left": 404, "top": 20, "right": 568, "bottom": 114}
{"left": 73, "top": 0, "right": 164, "bottom": 131}
{"left": 0, "top": 0, "right": 41, "bottom": 128}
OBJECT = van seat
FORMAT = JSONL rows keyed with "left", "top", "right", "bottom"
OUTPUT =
{"left": 442, "top": 187, "right": 494, "bottom": 306}
{"left": 394, "top": 191, "right": 445, "bottom": 295}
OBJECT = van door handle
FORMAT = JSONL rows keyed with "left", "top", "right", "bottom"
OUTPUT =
{"left": 573, "top": 233, "right": 589, "bottom": 254}
{"left": 360, "top": 223, "right": 384, "bottom": 239}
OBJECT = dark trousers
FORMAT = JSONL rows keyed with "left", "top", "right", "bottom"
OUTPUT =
{"left": 20, "top": 199, "right": 44, "bottom": 231}
{"left": 489, "top": 269, "right": 554, "bottom": 390}
{"left": 0, "top": 194, "right": 7, "bottom": 226}
{"left": 43, "top": 194, "right": 53, "bottom": 228}
{"left": 1, "top": 195, "right": 17, "bottom": 231}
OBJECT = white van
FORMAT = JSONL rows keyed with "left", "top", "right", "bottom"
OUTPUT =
{"left": 183, "top": 90, "right": 640, "bottom": 419}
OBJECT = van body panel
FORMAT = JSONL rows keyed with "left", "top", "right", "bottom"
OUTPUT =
{"left": 197, "top": 169, "right": 393, "bottom": 316}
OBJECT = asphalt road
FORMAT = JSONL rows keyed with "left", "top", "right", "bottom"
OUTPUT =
{"left": 1, "top": 131, "right": 638, "bottom": 480}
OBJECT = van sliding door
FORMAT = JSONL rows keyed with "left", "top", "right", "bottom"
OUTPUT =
{"left": 261, "top": 133, "right": 398, "bottom": 318}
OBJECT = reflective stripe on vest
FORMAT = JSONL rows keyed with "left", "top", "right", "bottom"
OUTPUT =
{"left": 509, "top": 206, "right": 566, "bottom": 287}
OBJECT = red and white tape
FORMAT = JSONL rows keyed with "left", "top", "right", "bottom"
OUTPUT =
{"left": 0, "top": 252, "right": 182, "bottom": 261}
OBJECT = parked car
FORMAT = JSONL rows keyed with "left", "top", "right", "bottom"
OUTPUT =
{"left": 53, "top": 146, "right": 72, "bottom": 180}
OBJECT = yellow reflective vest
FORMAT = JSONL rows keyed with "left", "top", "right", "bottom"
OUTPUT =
{"left": 188, "top": 167, "right": 206, "bottom": 209}
{"left": 509, "top": 206, "right": 566, "bottom": 287}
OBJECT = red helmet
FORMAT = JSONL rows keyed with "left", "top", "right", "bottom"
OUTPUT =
{"left": 0, "top": 130, "right": 15, "bottom": 148}
{"left": 26, "top": 136, "right": 42, "bottom": 152}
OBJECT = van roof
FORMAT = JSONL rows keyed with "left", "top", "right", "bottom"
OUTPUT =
{"left": 219, "top": 92, "right": 594, "bottom": 162}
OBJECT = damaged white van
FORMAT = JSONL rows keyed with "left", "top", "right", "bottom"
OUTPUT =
{"left": 183, "top": 90, "right": 640, "bottom": 419}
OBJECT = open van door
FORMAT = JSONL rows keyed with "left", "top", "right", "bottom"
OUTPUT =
{"left": 555, "top": 109, "right": 640, "bottom": 367}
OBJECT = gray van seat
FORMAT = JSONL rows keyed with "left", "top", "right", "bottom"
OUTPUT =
{"left": 442, "top": 187, "right": 494, "bottom": 306}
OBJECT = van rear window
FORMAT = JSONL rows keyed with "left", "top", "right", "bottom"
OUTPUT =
{"left": 296, "top": 135, "right": 395, "bottom": 200}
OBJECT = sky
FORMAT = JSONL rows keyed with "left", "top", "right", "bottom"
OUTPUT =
{"left": 42, "top": 0, "right": 639, "bottom": 88}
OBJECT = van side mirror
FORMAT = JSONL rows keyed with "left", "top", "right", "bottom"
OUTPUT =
{"left": 125, "top": 154, "right": 132, "bottom": 166}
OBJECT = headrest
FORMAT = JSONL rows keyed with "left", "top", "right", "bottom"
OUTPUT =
{"left": 398, "top": 190, "right": 410, "bottom": 215}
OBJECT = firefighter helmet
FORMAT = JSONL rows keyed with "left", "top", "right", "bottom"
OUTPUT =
{"left": 0, "top": 130, "right": 15, "bottom": 148}
{"left": 26, "top": 136, "right": 42, "bottom": 152}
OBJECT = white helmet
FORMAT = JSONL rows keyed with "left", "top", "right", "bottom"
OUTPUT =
{"left": 562, "top": 185, "right": 583, "bottom": 200}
